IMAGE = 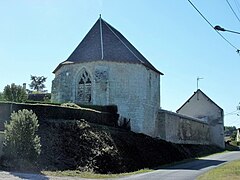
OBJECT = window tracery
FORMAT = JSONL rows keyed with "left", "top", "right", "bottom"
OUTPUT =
{"left": 77, "top": 69, "right": 92, "bottom": 104}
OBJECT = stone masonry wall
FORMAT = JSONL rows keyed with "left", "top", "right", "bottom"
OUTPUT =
{"left": 52, "top": 61, "right": 161, "bottom": 137}
{"left": 156, "top": 109, "right": 210, "bottom": 145}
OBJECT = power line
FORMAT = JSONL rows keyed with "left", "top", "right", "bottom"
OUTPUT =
{"left": 228, "top": 118, "right": 240, "bottom": 126}
{"left": 226, "top": 0, "right": 240, "bottom": 24}
{"left": 224, "top": 110, "right": 238, "bottom": 116}
{"left": 187, "top": 0, "right": 240, "bottom": 53}
{"left": 233, "top": 0, "right": 240, "bottom": 17}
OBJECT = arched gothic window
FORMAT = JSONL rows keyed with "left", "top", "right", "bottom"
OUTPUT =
{"left": 77, "top": 69, "right": 92, "bottom": 104}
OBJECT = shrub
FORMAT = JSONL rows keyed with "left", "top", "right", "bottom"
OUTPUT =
{"left": 3, "top": 83, "right": 27, "bottom": 102}
{"left": 0, "top": 92, "right": 4, "bottom": 101}
{"left": 3, "top": 109, "right": 41, "bottom": 169}
{"left": 27, "top": 93, "right": 51, "bottom": 102}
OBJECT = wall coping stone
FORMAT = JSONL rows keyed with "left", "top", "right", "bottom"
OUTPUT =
{"left": 158, "top": 109, "right": 208, "bottom": 125}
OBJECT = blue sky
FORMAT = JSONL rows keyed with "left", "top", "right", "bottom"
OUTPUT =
{"left": 1, "top": 0, "right": 240, "bottom": 127}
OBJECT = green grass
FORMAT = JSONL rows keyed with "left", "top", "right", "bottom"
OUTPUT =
{"left": 198, "top": 160, "right": 240, "bottom": 180}
{"left": 42, "top": 169, "right": 152, "bottom": 179}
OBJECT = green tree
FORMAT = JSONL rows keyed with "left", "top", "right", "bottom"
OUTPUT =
{"left": 225, "top": 126, "right": 237, "bottom": 135}
{"left": 231, "top": 131, "right": 237, "bottom": 141}
{"left": 3, "top": 83, "right": 27, "bottom": 102}
{"left": 3, "top": 109, "right": 41, "bottom": 164}
{"left": 0, "top": 92, "right": 4, "bottom": 101}
{"left": 29, "top": 75, "right": 47, "bottom": 92}
{"left": 225, "top": 126, "right": 237, "bottom": 140}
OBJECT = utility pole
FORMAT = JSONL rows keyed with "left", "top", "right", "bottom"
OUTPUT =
{"left": 197, "top": 77, "right": 203, "bottom": 90}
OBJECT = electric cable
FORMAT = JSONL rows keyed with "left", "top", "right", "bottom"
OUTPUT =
{"left": 224, "top": 110, "right": 238, "bottom": 116}
{"left": 226, "top": 0, "right": 240, "bottom": 24}
{"left": 187, "top": 0, "right": 240, "bottom": 53}
{"left": 233, "top": 0, "right": 240, "bottom": 17}
{"left": 228, "top": 118, "right": 240, "bottom": 125}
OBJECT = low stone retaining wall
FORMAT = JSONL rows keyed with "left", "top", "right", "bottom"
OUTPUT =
{"left": 156, "top": 109, "right": 210, "bottom": 145}
{"left": 0, "top": 102, "right": 119, "bottom": 131}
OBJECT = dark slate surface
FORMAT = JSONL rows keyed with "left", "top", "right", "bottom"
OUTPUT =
{"left": 55, "top": 17, "right": 162, "bottom": 74}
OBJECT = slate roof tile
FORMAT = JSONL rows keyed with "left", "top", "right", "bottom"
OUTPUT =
{"left": 54, "top": 17, "right": 163, "bottom": 75}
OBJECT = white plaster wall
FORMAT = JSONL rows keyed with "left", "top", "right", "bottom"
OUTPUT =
{"left": 177, "top": 91, "right": 225, "bottom": 148}
{"left": 52, "top": 61, "right": 161, "bottom": 137}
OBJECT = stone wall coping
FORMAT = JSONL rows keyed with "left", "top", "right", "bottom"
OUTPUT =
{"left": 158, "top": 109, "right": 208, "bottom": 125}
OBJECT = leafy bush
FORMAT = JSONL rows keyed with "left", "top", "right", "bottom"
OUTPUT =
{"left": 27, "top": 93, "right": 51, "bottom": 103}
{"left": 3, "top": 83, "right": 27, "bottom": 102}
{"left": 224, "top": 126, "right": 237, "bottom": 140}
{"left": 3, "top": 109, "right": 41, "bottom": 169}
{"left": 0, "top": 92, "right": 4, "bottom": 101}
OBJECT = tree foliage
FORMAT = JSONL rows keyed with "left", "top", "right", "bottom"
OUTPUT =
{"left": 231, "top": 131, "right": 237, "bottom": 141}
{"left": 29, "top": 75, "right": 47, "bottom": 92}
{"left": 225, "top": 126, "right": 237, "bottom": 140}
{"left": 0, "top": 92, "right": 4, "bottom": 101}
{"left": 3, "top": 109, "right": 41, "bottom": 163}
{"left": 3, "top": 83, "right": 27, "bottom": 102}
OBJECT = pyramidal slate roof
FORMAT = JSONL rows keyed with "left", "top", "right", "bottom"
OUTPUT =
{"left": 53, "top": 16, "right": 163, "bottom": 74}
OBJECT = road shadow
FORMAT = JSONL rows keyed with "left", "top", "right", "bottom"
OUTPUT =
{"left": 9, "top": 171, "right": 49, "bottom": 180}
{"left": 161, "top": 159, "right": 226, "bottom": 170}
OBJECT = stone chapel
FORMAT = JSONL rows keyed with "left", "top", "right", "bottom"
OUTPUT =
{"left": 51, "top": 16, "right": 163, "bottom": 136}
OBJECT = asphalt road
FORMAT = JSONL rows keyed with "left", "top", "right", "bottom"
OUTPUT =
{"left": 116, "top": 151, "right": 240, "bottom": 180}
{"left": 0, "top": 151, "right": 240, "bottom": 180}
